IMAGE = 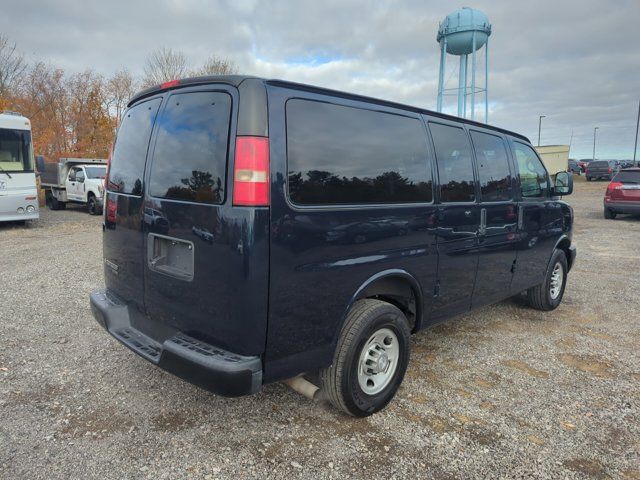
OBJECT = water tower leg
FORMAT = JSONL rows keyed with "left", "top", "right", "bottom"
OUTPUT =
{"left": 485, "top": 39, "right": 489, "bottom": 123}
{"left": 437, "top": 39, "right": 446, "bottom": 112}
{"left": 458, "top": 55, "right": 467, "bottom": 118}
{"left": 471, "top": 32, "right": 477, "bottom": 120}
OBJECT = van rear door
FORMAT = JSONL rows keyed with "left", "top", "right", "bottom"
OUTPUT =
{"left": 104, "top": 97, "right": 162, "bottom": 311}
{"left": 141, "top": 85, "right": 269, "bottom": 357}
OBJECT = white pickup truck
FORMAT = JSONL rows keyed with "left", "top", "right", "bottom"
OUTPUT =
{"left": 38, "top": 158, "right": 107, "bottom": 215}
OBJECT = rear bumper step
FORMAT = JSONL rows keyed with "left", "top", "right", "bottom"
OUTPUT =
{"left": 90, "top": 289, "right": 262, "bottom": 397}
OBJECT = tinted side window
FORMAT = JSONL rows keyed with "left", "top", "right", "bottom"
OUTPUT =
{"left": 287, "top": 99, "right": 432, "bottom": 205}
{"left": 108, "top": 98, "right": 161, "bottom": 195}
{"left": 470, "top": 131, "right": 512, "bottom": 201}
{"left": 513, "top": 142, "right": 549, "bottom": 198}
{"left": 149, "top": 92, "right": 231, "bottom": 204}
{"left": 430, "top": 123, "right": 475, "bottom": 202}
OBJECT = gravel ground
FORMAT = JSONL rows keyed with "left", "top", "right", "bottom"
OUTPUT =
{"left": 1, "top": 180, "right": 638, "bottom": 480}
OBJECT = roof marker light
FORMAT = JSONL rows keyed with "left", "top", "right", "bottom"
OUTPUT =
{"left": 160, "top": 79, "right": 180, "bottom": 89}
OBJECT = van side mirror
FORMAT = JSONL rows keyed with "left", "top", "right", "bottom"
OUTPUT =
{"left": 553, "top": 171, "right": 573, "bottom": 196}
{"left": 35, "top": 155, "right": 45, "bottom": 173}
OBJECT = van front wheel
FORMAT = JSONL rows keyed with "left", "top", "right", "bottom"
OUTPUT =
{"left": 320, "top": 299, "right": 410, "bottom": 417}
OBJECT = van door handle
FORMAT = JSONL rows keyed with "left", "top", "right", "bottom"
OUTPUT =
{"left": 464, "top": 210, "right": 472, "bottom": 217}
{"left": 517, "top": 206, "right": 524, "bottom": 229}
{"left": 479, "top": 208, "right": 487, "bottom": 235}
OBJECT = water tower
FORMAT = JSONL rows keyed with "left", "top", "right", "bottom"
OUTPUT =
{"left": 436, "top": 7, "right": 491, "bottom": 121}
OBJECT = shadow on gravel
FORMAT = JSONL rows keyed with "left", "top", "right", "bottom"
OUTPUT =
{"left": 584, "top": 210, "right": 640, "bottom": 221}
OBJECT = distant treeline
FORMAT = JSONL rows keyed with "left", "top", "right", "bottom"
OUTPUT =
{"left": 0, "top": 35, "right": 237, "bottom": 161}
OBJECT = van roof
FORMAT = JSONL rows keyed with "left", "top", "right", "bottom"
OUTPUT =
{"left": 129, "top": 75, "right": 531, "bottom": 143}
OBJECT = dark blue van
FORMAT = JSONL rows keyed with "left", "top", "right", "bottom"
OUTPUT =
{"left": 90, "top": 76, "right": 576, "bottom": 416}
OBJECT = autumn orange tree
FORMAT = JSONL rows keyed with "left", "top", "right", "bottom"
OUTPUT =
{"left": 1, "top": 36, "right": 119, "bottom": 161}
{"left": 1, "top": 35, "right": 237, "bottom": 162}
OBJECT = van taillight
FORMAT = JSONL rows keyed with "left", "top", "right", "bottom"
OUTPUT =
{"left": 233, "top": 136, "right": 269, "bottom": 206}
{"left": 106, "top": 197, "right": 117, "bottom": 222}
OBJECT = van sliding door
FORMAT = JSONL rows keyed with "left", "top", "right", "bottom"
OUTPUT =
{"left": 427, "top": 121, "right": 480, "bottom": 319}
{"left": 469, "top": 130, "right": 518, "bottom": 307}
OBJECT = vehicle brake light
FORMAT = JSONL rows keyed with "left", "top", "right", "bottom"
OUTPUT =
{"left": 607, "top": 182, "right": 623, "bottom": 193}
{"left": 25, "top": 196, "right": 36, "bottom": 200}
{"left": 161, "top": 79, "right": 180, "bottom": 89}
{"left": 106, "top": 197, "right": 117, "bottom": 222}
{"left": 233, "top": 136, "right": 269, "bottom": 206}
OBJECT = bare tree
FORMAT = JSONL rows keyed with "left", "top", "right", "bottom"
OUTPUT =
{"left": 142, "top": 48, "right": 189, "bottom": 87}
{"left": 105, "top": 69, "right": 137, "bottom": 127}
{"left": 193, "top": 55, "right": 238, "bottom": 76}
{"left": 0, "top": 34, "right": 27, "bottom": 96}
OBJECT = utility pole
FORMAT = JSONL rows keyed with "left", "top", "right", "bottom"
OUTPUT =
{"left": 634, "top": 100, "right": 639, "bottom": 166}
{"left": 538, "top": 115, "right": 546, "bottom": 147}
{"left": 593, "top": 127, "right": 599, "bottom": 162}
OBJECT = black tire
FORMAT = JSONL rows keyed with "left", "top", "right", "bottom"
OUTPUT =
{"left": 87, "top": 195, "right": 99, "bottom": 215}
{"left": 320, "top": 299, "right": 411, "bottom": 417}
{"left": 526, "top": 249, "right": 568, "bottom": 311}
{"left": 604, "top": 208, "right": 616, "bottom": 219}
{"left": 49, "top": 195, "right": 60, "bottom": 210}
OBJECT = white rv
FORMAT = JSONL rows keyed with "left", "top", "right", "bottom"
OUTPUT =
{"left": 0, "top": 111, "right": 39, "bottom": 223}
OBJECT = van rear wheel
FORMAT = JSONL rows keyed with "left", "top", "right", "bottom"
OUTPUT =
{"left": 526, "top": 249, "right": 568, "bottom": 311}
{"left": 320, "top": 299, "right": 410, "bottom": 417}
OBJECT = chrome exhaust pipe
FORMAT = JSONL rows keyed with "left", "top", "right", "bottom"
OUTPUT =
{"left": 282, "top": 376, "right": 320, "bottom": 401}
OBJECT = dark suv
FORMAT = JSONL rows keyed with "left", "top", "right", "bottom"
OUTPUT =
{"left": 90, "top": 76, "right": 576, "bottom": 416}
{"left": 586, "top": 160, "right": 620, "bottom": 181}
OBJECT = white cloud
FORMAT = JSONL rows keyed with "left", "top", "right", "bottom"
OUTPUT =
{"left": 2, "top": 0, "right": 639, "bottom": 158}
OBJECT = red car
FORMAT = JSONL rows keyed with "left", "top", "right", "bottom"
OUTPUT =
{"left": 604, "top": 168, "right": 640, "bottom": 219}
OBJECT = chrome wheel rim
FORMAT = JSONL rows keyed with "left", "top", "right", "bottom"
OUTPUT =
{"left": 550, "top": 262, "right": 563, "bottom": 300}
{"left": 357, "top": 328, "right": 399, "bottom": 395}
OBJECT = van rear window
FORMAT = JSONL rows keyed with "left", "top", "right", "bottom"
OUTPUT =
{"left": 149, "top": 92, "right": 231, "bottom": 204}
{"left": 108, "top": 98, "right": 161, "bottom": 195}
{"left": 286, "top": 99, "right": 432, "bottom": 205}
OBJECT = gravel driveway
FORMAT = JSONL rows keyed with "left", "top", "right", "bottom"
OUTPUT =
{"left": 1, "top": 179, "right": 638, "bottom": 479}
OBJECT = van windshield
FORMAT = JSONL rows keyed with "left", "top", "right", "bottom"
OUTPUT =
{"left": 0, "top": 128, "right": 33, "bottom": 173}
